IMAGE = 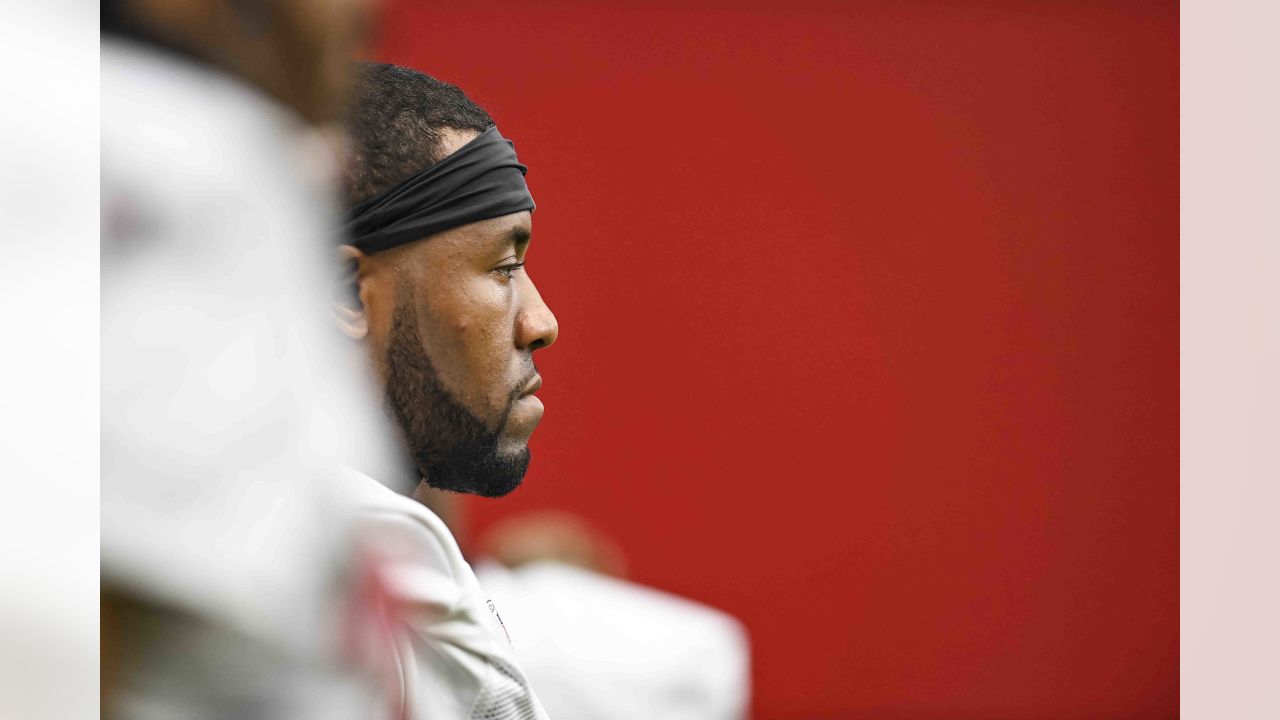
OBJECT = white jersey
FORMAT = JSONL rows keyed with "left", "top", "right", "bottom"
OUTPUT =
{"left": 331, "top": 468, "right": 551, "bottom": 720}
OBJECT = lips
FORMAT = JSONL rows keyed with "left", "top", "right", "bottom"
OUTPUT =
{"left": 520, "top": 375, "right": 543, "bottom": 398}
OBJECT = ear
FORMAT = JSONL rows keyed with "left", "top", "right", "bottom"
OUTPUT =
{"left": 333, "top": 244, "right": 369, "bottom": 340}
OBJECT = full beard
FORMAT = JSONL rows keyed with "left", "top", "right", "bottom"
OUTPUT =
{"left": 383, "top": 300, "right": 530, "bottom": 498}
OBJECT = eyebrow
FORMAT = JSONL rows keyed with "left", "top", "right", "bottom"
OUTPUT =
{"left": 509, "top": 225, "right": 532, "bottom": 247}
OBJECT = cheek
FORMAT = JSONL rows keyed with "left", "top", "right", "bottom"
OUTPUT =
{"left": 451, "top": 280, "right": 521, "bottom": 350}
{"left": 456, "top": 316, "right": 514, "bottom": 385}
{"left": 424, "top": 287, "right": 518, "bottom": 410}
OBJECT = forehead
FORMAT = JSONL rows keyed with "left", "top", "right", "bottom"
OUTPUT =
{"left": 454, "top": 211, "right": 532, "bottom": 251}
{"left": 438, "top": 128, "right": 480, "bottom": 156}
{"left": 408, "top": 210, "right": 533, "bottom": 264}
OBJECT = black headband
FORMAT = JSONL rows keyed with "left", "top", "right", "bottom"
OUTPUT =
{"left": 342, "top": 125, "right": 535, "bottom": 254}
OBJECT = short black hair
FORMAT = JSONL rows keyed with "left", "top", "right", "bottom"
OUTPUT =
{"left": 343, "top": 63, "right": 494, "bottom": 207}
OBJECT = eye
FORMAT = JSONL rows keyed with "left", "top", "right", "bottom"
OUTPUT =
{"left": 493, "top": 261, "right": 525, "bottom": 280}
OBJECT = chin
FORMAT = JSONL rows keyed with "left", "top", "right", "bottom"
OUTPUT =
{"left": 473, "top": 477, "right": 524, "bottom": 499}
{"left": 496, "top": 436, "right": 532, "bottom": 458}
{"left": 419, "top": 444, "right": 531, "bottom": 498}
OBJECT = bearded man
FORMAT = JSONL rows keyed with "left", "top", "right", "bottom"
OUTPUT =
{"left": 328, "top": 62, "right": 557, "bottom": 719}
{"left": 331, "top": 62, "right": 752, "bottom": 720}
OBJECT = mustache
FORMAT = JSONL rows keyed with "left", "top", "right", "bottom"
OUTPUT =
{"left": 491, "top": 361, "right": 539, "bottom": 440}
{"left": 510, "top": 361, "right": 540, "bottom": 401}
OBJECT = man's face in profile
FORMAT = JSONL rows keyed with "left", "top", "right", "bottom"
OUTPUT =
{"left": 341, "top": 127, "right": 556, "bottom": 496}
{"left": 370, "top": 208, "right": 556, "bottom": 496}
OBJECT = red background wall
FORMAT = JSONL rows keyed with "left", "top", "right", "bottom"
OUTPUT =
{"left": 377, "top": 2, "right": 1178, "bottom": 717}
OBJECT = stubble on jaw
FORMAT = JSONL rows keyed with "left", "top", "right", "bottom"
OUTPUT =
{"left": 382, "top": 294, "right": 529, "bottom": 498}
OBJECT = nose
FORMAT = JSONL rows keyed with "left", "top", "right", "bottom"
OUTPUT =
{"left": 516, "top": 275, "right": 558, "bottom": 351}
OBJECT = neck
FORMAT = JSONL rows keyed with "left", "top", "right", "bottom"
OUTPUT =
{"left": 412, "top": 480, "right": 464, "bottom": 535}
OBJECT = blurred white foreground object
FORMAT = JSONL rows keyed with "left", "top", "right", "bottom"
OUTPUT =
{"left": 101, "top": 36, "right": 394, "bottom": 719}
{"left": 476, "top": 560, "right": 751, "bottom": 720}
